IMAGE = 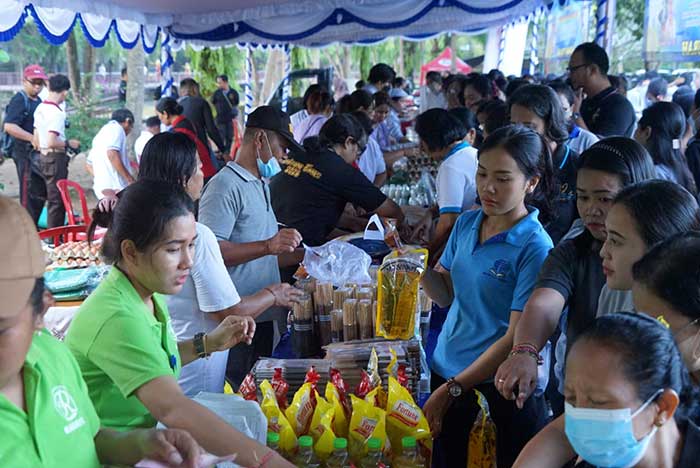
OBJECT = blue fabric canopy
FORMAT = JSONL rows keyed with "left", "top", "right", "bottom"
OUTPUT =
{"left": 0, "top": 0, "right": 549, "bottom": 49}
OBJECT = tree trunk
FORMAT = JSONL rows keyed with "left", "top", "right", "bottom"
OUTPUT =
{"left": 397, "top": 38, "right": 405, "bottom": 77}
{"left": 81, "top": 43, "right": 96, "bottom": 102}
{"left": 125, "top": 45, "right": 145, "bottom": 160}
{"left": 261, "top": 48, "right": 285, "bottom": 105}
{"left": 342, "top": 45, "right": 351, "bottom": 80}
{"left": 450, "top": 34, "right": 458, "bottom": 73}
{"left": 65, "top": 31, "right": 81, "bottom": 101}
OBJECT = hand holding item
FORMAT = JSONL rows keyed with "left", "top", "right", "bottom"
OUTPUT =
{"left": 266, "top": 283, "right": 304, "bottom": 308}
{"left": 209, "top": 315, "right": 256, "bottom": 350}
{"left": 133, "top": 428, "right": 210, "bottom": 468}
{"left": 266, "top": 228, "right": 302, "bottom": 255}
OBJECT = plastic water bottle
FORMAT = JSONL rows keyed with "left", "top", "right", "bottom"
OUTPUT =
{"left": 393, "top": 437, "right": 425, "bottom": 468}
{"left": 325, "top": 437, "right": 351, "bottom": 467}
{"left": 358, "top": 437, "right": 388, "bottom": 468}
{"left": 294, "top": 435, "right": 320, "bottom": 467}
{"left": 267, "top": 431, "right": 280, "bottom": 451}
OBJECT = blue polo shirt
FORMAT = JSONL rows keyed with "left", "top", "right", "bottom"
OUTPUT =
{"left": 431, "top": 208, "right": 553, "bottom": 380}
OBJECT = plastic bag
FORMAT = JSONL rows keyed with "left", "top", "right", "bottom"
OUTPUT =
{"left": 467, "top": 389, "right": 497, "bottom": 468}
{"left": 239, "top": 373, "right": 257, "bottom": 402}
{"left": 285, "top": 383, "right": 318, "bottom": 437}
{"left": 309, "top": 394, "right": 336, "bottom": 460}
{"left": 260, "top": 380, "right": 297, "bottom": 455}
{"left": 301, "top": 240, "right": 372, "bottom": 287}
{"left": 355, "top": 348, "right": 381, "bottom": 398}
{"left": 348, "top": 394, "right": 387, "bottom": 461}
{"left": 271, "top": 368, "right": 289, "bottom": 410}
{"left": 385, "top": 376, "right": 432, "bottom": 461}
{"left": 376, "top": 248, "right": 429, "bottom": 340}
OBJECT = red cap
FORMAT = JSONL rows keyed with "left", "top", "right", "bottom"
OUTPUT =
{"left": 23, "top": 64, "right": 48, "bottom": 81}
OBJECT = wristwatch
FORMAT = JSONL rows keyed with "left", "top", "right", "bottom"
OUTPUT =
{"left": 446, "top": 377, "right": 464, "bottom": 399}
{"left": 572, "top": 112, "right": 582, "bottom": 121}
{"left": 193, "top": 332, "right": 209, "bottom": 359}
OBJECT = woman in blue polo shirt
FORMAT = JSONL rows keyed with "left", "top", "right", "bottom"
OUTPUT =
{"left": 421, "top": 125, "right": 556, "bottom": 468}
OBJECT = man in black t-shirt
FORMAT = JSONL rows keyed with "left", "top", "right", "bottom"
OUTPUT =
{"left": 3, "top": 64, "right": 46, "bottom": 224}
{"left": 211, "top": 74, "right": 240, "bottom": 154}
{"left": 568, "top": 42, "right": 636, "bottom": 137}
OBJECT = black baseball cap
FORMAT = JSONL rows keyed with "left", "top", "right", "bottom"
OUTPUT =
{"left": 246, "top": 106, "right": 304, "bottom": 154}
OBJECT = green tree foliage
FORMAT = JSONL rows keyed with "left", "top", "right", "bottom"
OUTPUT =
{"left": 185, "top": 46, "right": 246, "bottom": 97}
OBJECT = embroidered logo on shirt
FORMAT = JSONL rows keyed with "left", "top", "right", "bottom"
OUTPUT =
{"left": 484, "top": 259, "right": 512, "bottom": 281}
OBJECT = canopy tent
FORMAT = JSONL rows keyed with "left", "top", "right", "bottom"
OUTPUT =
{"left": 419, "top": 47, "right": 472, "bottom": 85}
{"left": 0, "top": 0, "right": 549, "bottom": 49}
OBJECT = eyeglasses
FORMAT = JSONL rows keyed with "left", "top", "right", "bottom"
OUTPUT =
{"left": 566, "top": 63, "right": 589, "bottom": 73}
{"left": 25, "top": 79, "right": 44, "bottom": 87}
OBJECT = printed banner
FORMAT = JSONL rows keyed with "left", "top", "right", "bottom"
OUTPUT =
{"left": 645, "top": 0, "right": 700, "bottom": 61}
{"left": 544, "top": 1, "right": 591, "bottom": 72}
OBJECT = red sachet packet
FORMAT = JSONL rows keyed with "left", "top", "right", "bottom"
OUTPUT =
{"left": 239, "top": 373, "right": 257, "bottom": 402}
{"left": 271, "top": 367, "right": 289, "bottom": 410}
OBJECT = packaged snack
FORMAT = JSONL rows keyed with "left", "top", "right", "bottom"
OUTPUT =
{"left": 348, "top": 395, "right": 387, "bottom": 461}
{"left": 355, "top": 348, "right": 381, "bottom": 398}
{"left": 271, "top": 368, "right": 289, "bottom": 410}
{"left": 239, "top": 373, "right": 257, "bottom": 402}
{"left": 364, "top": 385, "right": 387, "bottom": 410}
{"left": 385, "top": 377, "right": 432, "bottom": 462}
{"left": 467, "top": 389, "right": 497, "bottom": 468}
{"left": 260, "top": 380, "right": 297, "bottom": 455}
{"left": 376, "top": 249, "right": 429, "bottom": 340}
{"left": 309, "top": 394, "right": 336, "bottom": 460}
{"left": 285, "top": 367, "right": 320, "bottom": 437}
{"left": 397, "top": 364, "right": 409, "bottom": 389}
{"left": 387, "top": 348, "right": 399, "bottom": 378}
{"left": 355, "top": 370, "right": 373, "bottom": 399}
{"left": 329, "top": 368, "right": 351, "bottom": 415}
{"left": 325, "top": 383, "right": 349, "bottom": 439}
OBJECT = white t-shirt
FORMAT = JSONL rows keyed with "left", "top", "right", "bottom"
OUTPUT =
{"left": 134, "top": 130, "right": 154, "bottom": 162}
{"left": 436, "top": 143, "right": 478, "bottom": 214}
{"left": 290, "top": 109, "right": 309, "bottom": 130}
{"left": 167, "top": 222, "right": 242, "bottom": 396}
{"left": 358, "top": 136, "right": 386, "bottom": 183}
{"left": 89, "top": 120, "right": 130, "bottom": 199}
{"left": 33, "top": 101, "right": 66, "bottom": 149}
{"left": 596, "top": 285, "right": 635, "bottom": 317}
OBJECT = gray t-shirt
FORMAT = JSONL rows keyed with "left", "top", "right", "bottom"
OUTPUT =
{"left": 596, "top": 285, "right": 635, "bottom": 317}
{"left": 199, "top": 161, "right": 284, "bottom": 323}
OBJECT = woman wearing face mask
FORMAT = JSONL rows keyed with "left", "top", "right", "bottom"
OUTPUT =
{"left": 137, "top": 132, "right": 303, "bottom": 397}
{"left": 156, "top": 97, "right": 218, "bottom": 182}
{"left": 632, "top": 232, "right": 700, "bottom": 384}
{"left": 564, "top": 312, "right": 700, "bottom": 468}
{"left": 0, "top": 196, "right": 206, "bottom": 468}
{"left": 514, "top": 180, "right": 700, "bottom": 468}
{"left": 635, "top": 101, "right": 697, "bottom": 195}
{"left": 270, "top": 114, "right": 404, "bottom": 247}
{"left": 509, "top": 84, "right": 579, "bottom": 244}
{"left": 421, "top": 125, "right": 556, "bottom": 468}
{"left": 597, "top": 179, "right": 700, "bottom": 316}
{"left": 65, "top": 181, "right": 293, "bottom": 468}
{"left": 495, "top": 138, "right": 656, "bottom": 413}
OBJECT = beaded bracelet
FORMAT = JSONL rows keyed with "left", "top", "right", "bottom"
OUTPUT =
{"left": 509, "top": 348, "right": 544, "bottom": 365}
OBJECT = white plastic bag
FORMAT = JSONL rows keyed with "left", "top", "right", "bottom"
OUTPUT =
{"left": 302, "top": 240, "right": 372, "bottom": 287}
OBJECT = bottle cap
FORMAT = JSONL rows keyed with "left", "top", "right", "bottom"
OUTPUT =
{"left": 267, "top": 432, "right": 280, "bottom": 444}
{"left": 299, "top": 435, "right": 314, "bottom": 447}
{"left": 367, "top": 437, "right": 382, "bottom": 450}
{"left": 334, "top": 437, "right": 348, "bottom": 449}
{"left": 402, "top": 436, "right": 417, "bottom": 448}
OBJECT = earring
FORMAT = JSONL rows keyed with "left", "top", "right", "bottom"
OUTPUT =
{"left": 654, "top": 419, "right": 664, "bottom": 427}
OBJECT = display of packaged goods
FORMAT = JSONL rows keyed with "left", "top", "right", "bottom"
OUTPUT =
{"left": 292, "top": 294, "right": 316, "bottom": 357}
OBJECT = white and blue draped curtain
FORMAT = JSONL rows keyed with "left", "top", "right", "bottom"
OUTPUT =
{"left": 0, "top": 0, "right": 549, "bottom": 49}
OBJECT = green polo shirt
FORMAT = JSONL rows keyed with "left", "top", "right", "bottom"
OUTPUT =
{"left": 65, "top": 267, "right": 181, "bottom": 431}
{"left": 0, "top": 330, "right": 101, "bottom": 467}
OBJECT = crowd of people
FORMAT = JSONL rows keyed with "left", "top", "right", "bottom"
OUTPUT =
{"left": 3, "top": 39, "right": 700, "bottom": 467}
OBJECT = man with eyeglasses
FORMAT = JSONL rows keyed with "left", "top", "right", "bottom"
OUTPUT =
{"left": 2, "top": 65, "right": 46, "bottom": 225}
{"left": 567, "top": 42, "right": 636, "bottom": 138}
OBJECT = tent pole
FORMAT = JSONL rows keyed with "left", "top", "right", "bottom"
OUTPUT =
{"left": 529, "top": 8, "right": 542, "bottom": 76}
{"left": 497, "top": 25, "right": 507, "bottom": 70}
{"left": 281, "top": 44, "right": 291, "bottom": 114}
{"left": 244, "top": 45, "right": 253, "bottom": 125}
{"left": 160, "top": 32, "right": 174, "bottom": 98}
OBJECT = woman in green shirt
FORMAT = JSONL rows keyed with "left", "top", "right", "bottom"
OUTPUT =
{"left": 0, "top": 195, "right": 203, "bottom": 467}
{"left": 65, "top": 179, "right": 292, "bottom": 468}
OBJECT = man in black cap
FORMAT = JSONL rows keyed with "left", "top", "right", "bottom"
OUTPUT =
{"left": 198, "top": 106, "right": 304, "bottom": 389}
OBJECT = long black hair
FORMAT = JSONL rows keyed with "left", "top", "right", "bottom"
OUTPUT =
{"left": 577, "top": 137, "right": 656, "bottom": 187}
{"left": 508, "top": 84, "right": 569, "bottom": 146}
{"left": 138, "top": 132, "right": 197, "bottom": 187}
{"left": 638, "top": 102, "right": 697, "bottom": 194}
{"left": 570, "top": 312, "right": 700, "bottom": 423}
{"left": 633, "top": 232, "right": 700, "bottom": 323}
{"left": 612, "top": 179, "right": 700, "bottom": 248}
{"left": 89, "top": 180, "right": 194, "bottom": 264}
{"left": 303, "top": 114, "right": 366, "bottom": 155}
{"left": 415, "top": 109, "right": 467, "bottom": 151}
{"left": 479, "top": 124, "right": 557, "bottom": 224}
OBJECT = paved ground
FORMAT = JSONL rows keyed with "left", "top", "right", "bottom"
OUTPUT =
{"left": 0, "top": 152, "right": 99, "bottom": 213}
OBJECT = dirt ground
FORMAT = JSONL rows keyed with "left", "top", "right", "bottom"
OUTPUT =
{"left": 0, "top": 152, "right": 99, "bottom": 212}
